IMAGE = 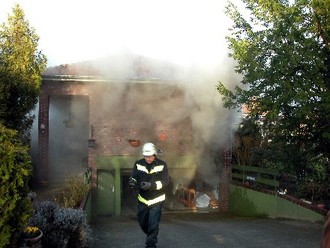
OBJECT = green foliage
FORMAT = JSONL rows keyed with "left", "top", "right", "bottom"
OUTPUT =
{"left": 218, "top": 0, "right": 330, "bottom": 203}
{"left": 297, "top": 180, "right": 327, "bottom": 203}
{"left": 29, "top": 201, "right": 92, "bottom": 248}
{"left": 218, "top": 0, "right": 330, "bottom": 161}
{"left": 55, "top": 176, "right": 91, "bottom": 209}
{"left": 0, "top": 123, "right": 33, "bottom": 247}
{"left": 232, "top": 118, "right": 262, "bottom": 166}
{"left": 0, "top": 4, "right": 47, "bottom": 144}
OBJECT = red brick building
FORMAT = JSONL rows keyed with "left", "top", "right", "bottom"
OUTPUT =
{"left": 34, "top": 55, "right": 232, "bottom": 215}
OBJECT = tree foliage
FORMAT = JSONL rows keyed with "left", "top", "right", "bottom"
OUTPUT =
{"left": 217, "top": 0, "right": 330, "bottom": 163}
{"left": 232, "top": 118, "right": 262, "bottom": 166}
{"left": 0, "top": 4, "right": 47, "bottom": 144}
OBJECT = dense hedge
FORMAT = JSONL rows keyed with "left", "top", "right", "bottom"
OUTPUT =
{"left": 0, "top": 124, "right": 33, "bottom": 247}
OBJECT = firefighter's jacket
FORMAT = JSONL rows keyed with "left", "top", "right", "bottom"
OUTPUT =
{"left": 131, "top": 157, "right": 169, "bottom": 207}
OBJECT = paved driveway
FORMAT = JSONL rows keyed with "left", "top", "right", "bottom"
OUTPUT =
{"left": 90, "top": 211, "right": 324, "bottom": 248}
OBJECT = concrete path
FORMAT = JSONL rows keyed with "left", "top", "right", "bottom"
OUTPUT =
{"left": 90, "top": 211, "right": 324, "bottom": 248}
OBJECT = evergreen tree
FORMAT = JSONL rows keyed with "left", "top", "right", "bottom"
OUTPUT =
{"left": 0, "top": 4, "right": 47, "bottom": 144}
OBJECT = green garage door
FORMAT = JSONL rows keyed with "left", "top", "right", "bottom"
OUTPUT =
{"left": 97, "top": 169, "right": 115, "bottom": 216}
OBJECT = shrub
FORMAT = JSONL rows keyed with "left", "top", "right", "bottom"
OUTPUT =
{"left": 0, "top": 124, "right": 33, "bottom": 247}
{"left": 56, "top": 176, "right": 91, "bottom": 208}
{"left": 29, "top": 201, "right": 92, "bottom": 248}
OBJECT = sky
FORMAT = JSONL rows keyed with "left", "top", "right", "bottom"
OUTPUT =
{"left": 0, "top": 0, "right": 238, "bottom": 67}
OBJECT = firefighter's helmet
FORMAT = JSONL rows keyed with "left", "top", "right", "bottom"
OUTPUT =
{"left": 142, "top": 142, "right": 157, "bottom": 156}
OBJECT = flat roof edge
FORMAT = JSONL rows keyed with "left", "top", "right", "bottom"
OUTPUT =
{"left": 42, "top": 74, "right": 178, "bottom": 83}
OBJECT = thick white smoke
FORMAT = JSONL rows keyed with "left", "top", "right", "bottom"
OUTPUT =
{"left": 82, "top": 54, "right": 240, "bottom": 187}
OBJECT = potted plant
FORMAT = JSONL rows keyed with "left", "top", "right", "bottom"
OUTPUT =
{"left": 22, "top": 226, "right": 43, "bottom": 245}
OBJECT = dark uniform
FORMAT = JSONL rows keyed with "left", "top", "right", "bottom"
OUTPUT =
{"left": 130, "top": 157, "right": 169, "bottom": 248}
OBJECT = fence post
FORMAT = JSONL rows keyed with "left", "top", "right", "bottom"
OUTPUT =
{"left": 242, "top": 166, "right": 245, "bottom": 184}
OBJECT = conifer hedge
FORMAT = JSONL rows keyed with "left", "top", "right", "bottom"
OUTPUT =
{"left": 0, "top": 124, "right": 33, "bottom": 247}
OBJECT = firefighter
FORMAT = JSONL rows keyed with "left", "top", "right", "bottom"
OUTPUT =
{"left": 128, "top": 142, "right": 169, "bottom": 248}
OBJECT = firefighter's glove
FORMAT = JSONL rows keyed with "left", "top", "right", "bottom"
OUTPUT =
{"left": 128, "top": 177, "right": 137, "bottom": 188}
{"left": 140, "top": 182, "right": 152, "bottom": 190}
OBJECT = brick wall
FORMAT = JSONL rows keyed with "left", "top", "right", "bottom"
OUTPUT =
{"left": 37, "top": 78, "right": 192, "bottom": 184}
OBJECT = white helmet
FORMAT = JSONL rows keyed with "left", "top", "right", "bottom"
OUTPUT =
{"left": 142, "top": 143, "right": 157, "bottom": 156}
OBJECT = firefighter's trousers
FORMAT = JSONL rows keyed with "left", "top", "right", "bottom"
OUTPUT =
{"left": 137, "top": 201, "right": 163, "bottom": 248}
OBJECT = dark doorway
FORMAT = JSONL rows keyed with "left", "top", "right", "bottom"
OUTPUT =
{"left": 121, "top": 172, "right": 137, "bottom": 215}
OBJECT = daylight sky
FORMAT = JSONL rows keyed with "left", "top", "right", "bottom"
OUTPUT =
{"left": 0, "top": 0, "right": 242, "bottom": 67}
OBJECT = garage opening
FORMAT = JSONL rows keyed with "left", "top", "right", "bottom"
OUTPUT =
{"left": 121, "top": 171, "right": 137, "bottom": 215}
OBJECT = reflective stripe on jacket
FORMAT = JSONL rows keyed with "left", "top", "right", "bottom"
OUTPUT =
{"left": 138, "top": 193, "right": 166, "bottom": 206}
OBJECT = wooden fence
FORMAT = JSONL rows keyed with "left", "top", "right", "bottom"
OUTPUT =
{"left": 231, "top": 165, "right": 279, "bottom": 191}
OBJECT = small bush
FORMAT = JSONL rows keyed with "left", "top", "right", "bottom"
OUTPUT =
{"left": 29, "top": 201, "right": 92, "bottom": 248}
{"left": 56, "top": 176, "right": 91, "bottom": 208}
